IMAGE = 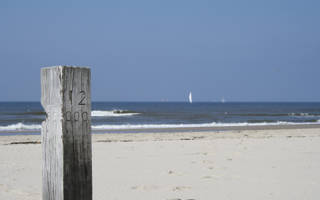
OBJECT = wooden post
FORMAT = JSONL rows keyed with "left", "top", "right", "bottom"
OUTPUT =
{"left": 41, "top": 66, "right": 92, "bottom": 200}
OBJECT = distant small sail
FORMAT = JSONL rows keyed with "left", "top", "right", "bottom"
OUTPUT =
{"left": 189, "top": 92, "right": 192, "bottom": 103}
{"left": 221, "top": 97, "right": 225, "bottom": 103}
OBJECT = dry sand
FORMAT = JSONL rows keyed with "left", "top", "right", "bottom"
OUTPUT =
{"left": 0, "top": 127, "right": 320, "bottom": 200}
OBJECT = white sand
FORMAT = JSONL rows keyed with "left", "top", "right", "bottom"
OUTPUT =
{"left": 1, "top": 128, "right": 320, "bottom": 200}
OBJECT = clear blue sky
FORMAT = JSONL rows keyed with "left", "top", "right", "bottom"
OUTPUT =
{"left": 0, "top": 0, "right": 319, "bottom": 102}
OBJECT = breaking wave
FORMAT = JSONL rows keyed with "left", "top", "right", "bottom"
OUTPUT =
{"left": 91, "top": 110, "right": 140, "bottom": 117}
{"left": 1, "top": 120, "right": 320, "bottom": 132}
{"left": 91, "top": 120, "right": 320, "bottom": 130}
{"left": 0, "top": 123, "right": 42, "bottom": 131}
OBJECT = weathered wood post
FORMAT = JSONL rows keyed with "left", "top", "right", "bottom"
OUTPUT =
{"left": 41, "top": 66, "right": 92, "bottom": 200}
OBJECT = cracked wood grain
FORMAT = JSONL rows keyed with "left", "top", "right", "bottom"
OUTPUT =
{"left": 41, "top": 66, "right": 92, "bottom": 200}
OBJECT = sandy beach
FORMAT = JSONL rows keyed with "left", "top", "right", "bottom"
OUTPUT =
{"left": 2, "top": 0, "right": 319, "bottom": 198}
{"left": 1, "top": 126, "right": 320, "bottom": 200}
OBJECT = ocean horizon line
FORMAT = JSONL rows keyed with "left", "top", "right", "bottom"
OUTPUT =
{"left": 1, "top": 101, "right": 320, "bottom": 103}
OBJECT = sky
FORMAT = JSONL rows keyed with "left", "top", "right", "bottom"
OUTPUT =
{"left": 0, "top": 0, "right": 319, "bottom": 102}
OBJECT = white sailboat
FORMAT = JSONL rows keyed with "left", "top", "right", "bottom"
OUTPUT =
{"left": 189, "top": 92, "right": 192, "bottom": 103}
{"left": 221, "top": 97, "right": 225, "bottom": 103}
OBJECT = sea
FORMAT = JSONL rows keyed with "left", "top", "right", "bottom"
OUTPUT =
{"left": 0, "top": 102, "right": 320, "bottom": 135}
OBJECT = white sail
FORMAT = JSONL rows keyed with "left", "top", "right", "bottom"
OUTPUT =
{"left": 189, "top": 92, "right": 192, "bottom": 103}
{"left": 221, "top": 97, "right": 225, "bottom": 103}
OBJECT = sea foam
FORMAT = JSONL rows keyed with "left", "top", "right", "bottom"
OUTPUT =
{"left": 91, "top": 110, "right": 139, "bottom": 117}
{"left": 0, "top": 123, "right": 42, "bottom": 131}
{"left": 0, "top": 120, "right": 319, "bottom": 132}
{"left": 91, "top": 120, "right": 320, "bottom": 130}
